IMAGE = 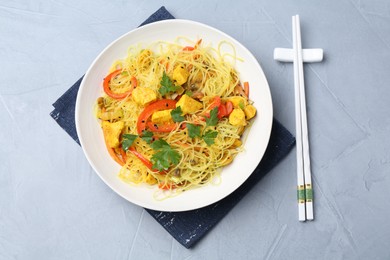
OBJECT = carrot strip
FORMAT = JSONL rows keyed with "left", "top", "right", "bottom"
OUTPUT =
{"left": 182, "top": 39, "right": 202, "bottom": 51}
{"left": 243, "top": 81, "right": 250, "bottom": 98}
{"left": 119, "top": 148, "right": 127, "bottom": 164}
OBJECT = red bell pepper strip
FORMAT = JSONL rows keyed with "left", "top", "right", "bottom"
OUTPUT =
{"left": 137, "top": 99, "right": 177, "bottom": 134}
{"left": 129, "top": 147, "right": 167, "bottom": 174}
{"left": 128, "top": 147, "right": 154, "bottom": 171}
{"left": 217, "top": 103, "right": 228, "bottom": 119}
{"left": 209, "top": 96, "right": 221, "bottom": 110}
{"left": 103, "top": 69, "right": 137, "bottom": 100}
{"left": 146, "top": 122, "right": 178, "bottom": 133}
{"left": 207, "top": 96, "right": 233, "bottom": 119}
{"left": 225, "top": 101, "right": 233, "bottom": 115}
{"left": 104, "top": 137, "right": 125, "bottom": 166}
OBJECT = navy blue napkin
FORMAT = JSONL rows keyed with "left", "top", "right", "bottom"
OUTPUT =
{"left": 50, "top": 6, "right": 295, "bottom": 248}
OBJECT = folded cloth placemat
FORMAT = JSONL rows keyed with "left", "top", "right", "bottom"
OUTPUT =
{"left": 50, "top": 6, "right": 295, "bottom": 248}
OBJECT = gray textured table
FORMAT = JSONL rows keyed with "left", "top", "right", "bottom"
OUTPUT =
{"left": 1, "top": 1, "right": 390, "bottom": 259}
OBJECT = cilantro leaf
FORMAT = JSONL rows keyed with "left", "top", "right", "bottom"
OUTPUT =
{"left": 122, "top": 134, "right": 138, "bottom": 151}
{"left": 151, "top": 154, "right": 171, "bottom": 171}
{"left": 150, "top": 138, "right": 181, "bottom": 171}
{"left": 159, "top": 72, "right": 180, "bottom": 96}
{"left": 186, "top": 123, "right": 202, "bottom": 138}
{"left": 171, "top": 106, "right": 185, "bottom": 122}
{"left": 205, "top": 107, "right": 219, "bottom": 127}
{"left": 141, "top": 130, "right": 154, "bottom": 144}
{"left": 150, "top": 138, "right": 171, "bottom": 150}
{"left": 202, "top": 130, "right": 218, "bottom": 146}
{"left": 167, "top": 150, "right": 181, "bottom": 165}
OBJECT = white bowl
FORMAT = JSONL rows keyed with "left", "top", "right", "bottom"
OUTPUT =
{"left": 75, "top": 19, "right": 273, "bottom": 212}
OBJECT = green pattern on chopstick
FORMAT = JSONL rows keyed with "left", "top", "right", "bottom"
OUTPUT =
{"left": 305, "top": 184, "right": 313, "bottom": 202}
{"left": 297, "top": 185, "right": 305, "bottom": 203}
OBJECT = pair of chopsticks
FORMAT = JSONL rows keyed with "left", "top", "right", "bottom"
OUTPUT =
{"left": 274, "top": 15, "right": 323, "bottom": 221}
{"left": 292, "top": 15, "right": 313, "bottom": 221}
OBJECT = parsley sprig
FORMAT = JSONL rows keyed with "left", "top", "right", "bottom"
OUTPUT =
{"left": 122, "top": 130, "right": 155, "bottom": 151}
{"left": 122, "top": 134, "right": 138, "bottom": 151}
{"left": 186, "top": 123, "right": 202, "bottom": 138}
{"left": 140, "top": 130, "right": 154, "bottom": 144}
{"left": 171, "top": 106, "right": 185, "bottom": 122}
{"left": 205, "top": 107, "right": 219, "bottom": 127}
{"left": 122, "top": 133, "right": 181, "bottom": 172}
{"left": 202, "top": 130, "right": 218, "bottom": 146}
{"left": 159, "top": 72, "right": 180, "bottom": 96}
{"left": 186, "top": 109, "right": 219, "bottom": 146}
{"left": 150, "top": 139, "right": 181, "bottom": 171}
